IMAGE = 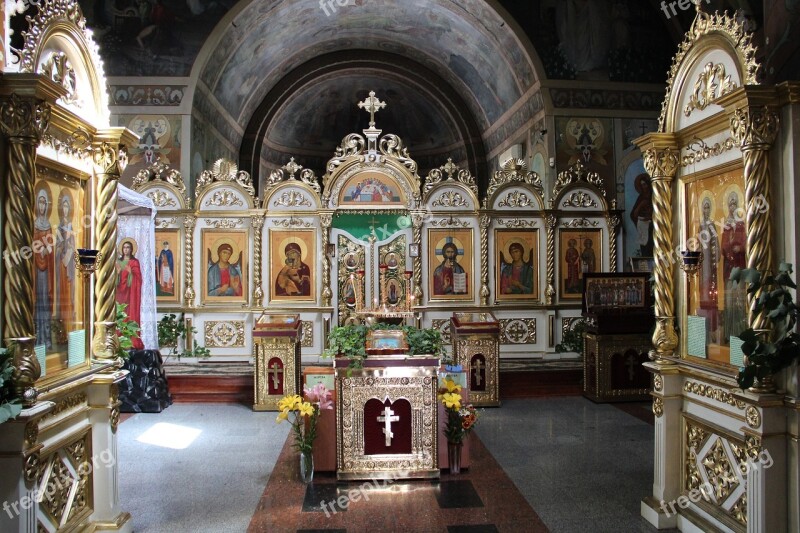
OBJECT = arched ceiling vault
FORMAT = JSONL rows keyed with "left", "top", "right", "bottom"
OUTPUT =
{"left": 239, "top": 52, "right": 489, "bottom": 188}
{"left": 192, "top": 0, "right": 543, "bottom": 187}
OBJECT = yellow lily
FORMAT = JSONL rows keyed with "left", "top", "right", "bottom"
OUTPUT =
{"left": 441, "top": 392, "right": 461, "bottom": 411}
{"left": 298, "top": 402, "right": 314, "bottom": 417}
{"left": 275, "top": 409, "right": 289, "bottom": 423}
{"left": 443, "top": 378, "right": 461, "bottom": 394}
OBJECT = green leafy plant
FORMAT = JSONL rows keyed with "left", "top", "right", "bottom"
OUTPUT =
{"left": 556, "top": 319, "right": 587, "bottom": 354}
{"left": 731, "top": 264, "right": 800, "bottom": 390}
{"left": 0, "top": 346, "right": 23, "bottom": 424}
{"left": 115, "top": 303, "right": 140, "bottom": 359}
{"left": 323, "top": 323, "right": 446, "bottom": 368}
{"left": 323, "top": 325, "right": 368, "bottom": 368}
{"left": 157, "top": 313, "right": 210, "bottom": 360}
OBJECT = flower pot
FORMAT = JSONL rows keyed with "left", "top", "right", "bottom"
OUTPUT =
{"left": 299, "top": 450, "right": 314, "bottom": 483}
{"left": 447, "top": 441, "right": 462, "bottom": 475}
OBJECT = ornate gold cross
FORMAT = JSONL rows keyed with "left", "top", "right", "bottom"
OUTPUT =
{"left": 358, "top": 91, "right": 386, "bottom": 128}
{"left": 269, "top": 361, "right": 283, "bottom": 390}
{"left": 471, "top": 359, "right": 485, "bottom": 387}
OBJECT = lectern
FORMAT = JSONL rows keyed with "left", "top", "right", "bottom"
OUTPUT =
{"left": 451, "top": 312, "right": 501, "bottom": 407}
{"left": 581, "top": 273, "right": 653, "bottom": 402}
{"left": 252, "top": 313, "right": 301, "bottom": 411}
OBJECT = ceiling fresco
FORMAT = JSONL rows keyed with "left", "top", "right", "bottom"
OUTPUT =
{"left": 265, "top": 75, "right": 461, "bottom": 154}
{"left": 199, "top": 0, "right": 537, "bottom": 129}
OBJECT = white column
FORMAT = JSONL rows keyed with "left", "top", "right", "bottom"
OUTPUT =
{"left": 86, "top": 370, "right": 132, "bottom": 532}
{"left": 641, "top": 363, "right": 681, "bottom": 529}
{"left": 0, "top": 402, "right": 53, "bottom": 533}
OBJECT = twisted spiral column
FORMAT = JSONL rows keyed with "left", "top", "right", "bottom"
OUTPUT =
{"left": 644, "top": 146, "right": 680, "bottom": 362}
{"left": 91, "top": 142, "right": 127, "bottom": 360}
{"left": 320, "top": 212, "right": 333, "bottom": 307}
{"left": 607, "top": 214, "right": 621, "bottom": 272}
{"left": 479, "top": 215, "right": 490, "bottom": 305}
{"left": 251, "top": 215, "right": 265, "bottom": 306}
{"left": 412, "top": 211, "right": 424, "bottom": 301}
{"left": 0, "top": 93, "right": 50, "bottom": 404}
{"left": 545, "top": 214, "right": 556, "bottom": 305}
{"left": 731, "top": 106, "right": 778, "bottom": 330}
{"left": 183, "top": 216, "right": 196, "bottom": 307}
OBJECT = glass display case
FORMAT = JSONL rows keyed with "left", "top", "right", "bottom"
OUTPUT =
{"left": 681, "top": 167, "right": 746, "bottom": 369}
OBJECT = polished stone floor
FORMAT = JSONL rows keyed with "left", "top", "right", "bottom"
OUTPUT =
{"left": 118, "top": 397, "right": 664, "bottom": 532}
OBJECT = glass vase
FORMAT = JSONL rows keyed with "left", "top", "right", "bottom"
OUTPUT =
{"left": 299, "top": 450, "right": 314, "bottom": 483}
{"left": 447, "top": 441, "right": 462, "bottom": 475}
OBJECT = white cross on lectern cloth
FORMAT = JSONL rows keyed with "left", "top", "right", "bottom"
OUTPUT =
{"left": 471, "top": 359, "right": 485, "bottom": 386}
{"left": 269, "top": 361, "right": 283, "bottom": 390}
{"left": 377, "top": 406, "right": 400, "bottom": 446}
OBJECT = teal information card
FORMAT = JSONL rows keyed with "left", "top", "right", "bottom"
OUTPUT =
{"left": 35, "top": 344, "right": 46, "bottom": 377}
{"left": 687, "top": 316, "right": 707, "bottom": 358}
{"left": 305, "top": 373, "right": 334, "bottom": 391}
{"left": 730, "top": 336, "right": 745, "bottom": 367}
{"left": 68, "top": 330, "right": 85, "bottom": 367}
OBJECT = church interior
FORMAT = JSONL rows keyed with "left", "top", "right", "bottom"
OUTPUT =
{"left": 0, "top": 0, "right": 799, "bottom": 531}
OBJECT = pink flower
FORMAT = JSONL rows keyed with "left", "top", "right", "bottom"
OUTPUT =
{"left": 303, "top": 383, "right": 333, "bottom": 410}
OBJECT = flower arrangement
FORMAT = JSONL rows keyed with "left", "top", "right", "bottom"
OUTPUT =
{"left": 276, "top": 383, "right": 333, "bottom": 482}
{"left": 438, "top": 377, "right": 479, "bottom": 444}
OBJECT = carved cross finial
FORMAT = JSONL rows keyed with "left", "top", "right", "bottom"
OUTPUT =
{"left": 443, "top": 158, "right": 458, "bottom": 180}
{"left": 283, "top": 157, "right": 302, "bottom": 179}
{"left": 358, "top": 91, "right": 386, "bottom": 128}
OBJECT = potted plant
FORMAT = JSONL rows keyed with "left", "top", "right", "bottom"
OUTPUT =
{"left": 556, "top": 318, "right": 587, "bottom": 354}
{"left": 157, "top": 313, "right": 210, "bottom": 360}
{"left": 115, "top": 303, "right": 140, "bottom": 359}
{"left": 322, "top": 323, "right": 445, "bottom": 368}
{"left": 731, "top": 264, "right": 800, "bottom": 391}
{"left": 0, "top": 346, "right": 22, "bottom": 424}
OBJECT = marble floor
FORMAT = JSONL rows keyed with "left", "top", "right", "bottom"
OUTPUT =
{"left": 118, "top": 397, "right": 666, "bottom": 533}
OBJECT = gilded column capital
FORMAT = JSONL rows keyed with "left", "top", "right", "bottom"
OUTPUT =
{"left": 319, "top": 212, "right": 333, "bottom": 228}
{"left": 183, "top": 215, "right": 196, "bottom": 230}
{"left": 0, "top": 93, "right": 50, "bottom": 140}
{"left": 730, "top": 106, "right": 779, "bottom": 151}
{"left": 251, "top": 214, "right": 265, "bottom": 229}
{"left": 479, "top": 214, "right": 491, "bottom": 229}
{"left": 411, "top": 211, "right": 425, "bottom": 229}
{"left": 643, "top": 147, "right": 680, "bottom": 180}
{"left": 91, "top": 142, "right": 128, "bottom": 177}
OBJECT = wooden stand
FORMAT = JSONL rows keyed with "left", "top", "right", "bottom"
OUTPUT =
{"left": 583, "top": 333, "right": 651, "bottom": 402}
{"left": 303, "top": 366, "right": 337, "bottom": 472}
{"left": 451, "top": 312, "right": 501, "bottom": 407}
{"left": 252, "top": 313, "right": 301, "bottom": 411}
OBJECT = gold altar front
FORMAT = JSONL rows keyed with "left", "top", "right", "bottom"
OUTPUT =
{"left": 451, "top": 312, "right": 501, "bottom": 407}
{"left": 334, "top": 356, "right": 439, "bottom": 480}
{"left": 253, "top": 314, "right": 301, "bottom": 411}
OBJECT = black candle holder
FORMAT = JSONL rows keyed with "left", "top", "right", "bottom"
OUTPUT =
{"left": 75, "top": 249, "right": 103, "bottom": 278}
